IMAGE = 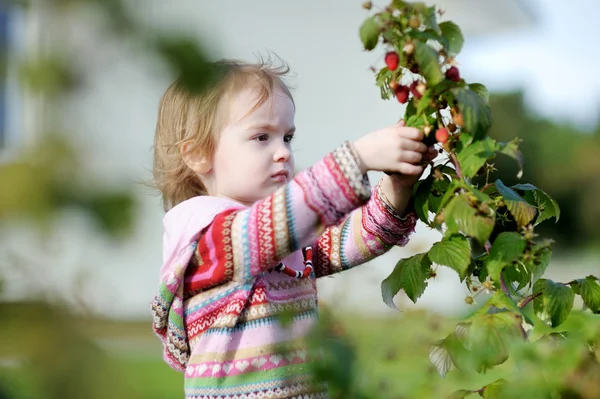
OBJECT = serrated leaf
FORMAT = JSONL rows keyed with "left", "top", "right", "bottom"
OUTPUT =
{"left": 496, "top": 180, "right": 537, "bottom": 227}
{"left": 530, "top": 247, "right": 552, "bottom": 283}
{"left": 482, "top": 379, "right": 509, "bottom": 399}
{"left": 381, "top": 253, "right": 431, "bottom": 308}
{"left": 415, "top": 41, "right": 443, "bottom": 86}
{"left": 439, "top": 21, "right": 464, "bottom": 56}
{"left": 428, "top": 339, "right": 455, "bottom": 378}
{"left": 444, "top": 194, "right": 494, "bottom": 244}
{"left": 533, "top": 279, "right": 575, "bottom": 327}
{"left": 490, "top": 232, "right": 526, "bottom": 263}
{"left": 456, "top": 137, "right": 496, "bottom": 178}
{"left": 359, "top": 16, "right": 380, "bottom": 50}
{"left": 572, "top": 276, "right": 600, "bottom": 313}
{"left": 533, "top": 189, "right": 560, "bottom": 225}
{"left": 487, "top": 231, "right": 527, "bottom": 290}
{"left": 428, "top": 234, "right": 471, "bottom": 281}
{"left": 451, "top": 87, "right": 492, "bottom": 140}
{"left": 497, "top": 138, "right": 524, "bottom": 178}
{"left": 446, "top": 390, "right": 472, "bottom": 399}
{"left": 468, "top": 83, "right": 489, "bottom": 103}
{"left": 468, "top": 312, "right": 524, "bottom": 372}
{"left": 511, "top": 183, "right": 560, "bottom": 225}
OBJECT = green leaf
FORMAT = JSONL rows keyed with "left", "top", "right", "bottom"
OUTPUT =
{"left": 428, "top": 234, "right": 471, "bottom": 281}
{"left": 485, "top": 232, "right": 526, "bottom": 283}
{"left": 428, "top": 176, "right": 451, "bottom": 213}
{"left": 511, "top": 183, "right": 560, "bottom": 225}
{"left": 456, "top": 137, "right": 496, "bottom": 178}
{"left": 468, "top": 83, "right": 489, "bottom": 103}
{"left": 467, "top": 312, "right": 524, "bottom": 372}
{"left": 429, "top": 330, "right": 474, "bottom": 377}
{"left": 490, "top": 232, "right": 527, "bottom": 263}
{"left": 413, "top": 177, "right": 433, "bottom": 225}
{"left": 439, "top": 21, "right": 464, "bottom": 55}
{"left": 381, "top": 253, "right": 432, "bottom": 307}
{"left": 495, "top": 180, "right": 537, "bottom": 227}
{"left": 451, "top": 87, "right": 492, "bottom": 140}
{"left": 405, "top": 113, "right": 427, "bottom": 128}
{"left": 404, "top": 98, "right": 417, "bottom": 120}
{"left": 482, "top": 379, "right": 509, "bottom": 399}
{"left": 408, "top": 29, "right": 443, "bottom": 44}
{"left": 415, "top": 41, "right": 443, "bottom": 86}
{"left": 572, "top": 276, "right": 600, "bottom": 313}
{"left": 533, "top": 189, "right": 561, "bottom": 225}
{"left": 496, "top": 138, "right": 524, "bottom": 178}
{"left": 416, "top": 90, "right": 433, "bottom": 115}
{"left": 533, "top": 279, "right": 575, "bottom": 327}
{"left": 359, "top": 16, "right": 380, "bottom": 50}
{"left": 446, "top": 390, "right": 472, "bottom": 399}
{"left": 444, "top": 194, "right": 494, "bottom": 244}
{"left": 532, "top": 248, "right": 552, "bottom": 283}
{"left": 503, "top": 263, "right": 530, "bottom": 291}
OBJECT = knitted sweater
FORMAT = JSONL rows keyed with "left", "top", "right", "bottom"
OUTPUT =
{"left": 151, "top": 142, "right": 417, "bottom": 399}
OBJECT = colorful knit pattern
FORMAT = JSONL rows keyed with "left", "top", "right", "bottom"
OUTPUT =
{"left": 151, "top": 142, "right": 417, "bottom": 398}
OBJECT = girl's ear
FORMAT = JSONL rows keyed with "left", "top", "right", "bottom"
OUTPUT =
{"left": 181, "top": 141, "right": 212, "bottom": 174}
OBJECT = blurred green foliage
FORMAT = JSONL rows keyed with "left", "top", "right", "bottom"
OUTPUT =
{"left": 481, "top": 92, "right": 600, "bottom": 251}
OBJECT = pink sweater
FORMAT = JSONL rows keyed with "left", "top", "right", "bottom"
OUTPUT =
{"left": 152, "top": 142, "right": 417, "bottom": 398}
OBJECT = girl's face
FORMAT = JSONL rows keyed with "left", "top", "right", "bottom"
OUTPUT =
{"left": 202, "top": 86, "right": 296, "bottom": 206}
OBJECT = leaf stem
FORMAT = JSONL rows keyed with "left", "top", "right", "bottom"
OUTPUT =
{"left": 500, "top": 274, "right": 511, "bottom": 297}
{"left": 449, "top": 151, "right": 463, "bottom": 179}
{"left": 518, "top": 292, "right": 541, "bottom": 309}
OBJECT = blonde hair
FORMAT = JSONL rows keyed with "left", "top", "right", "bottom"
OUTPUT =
{"left": 152, "top": 57, "right": 294, "bottom": 211}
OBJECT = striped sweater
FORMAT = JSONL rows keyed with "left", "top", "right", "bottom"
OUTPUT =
{"left": 151, "top": 142, "right": 417, "bottom": 398}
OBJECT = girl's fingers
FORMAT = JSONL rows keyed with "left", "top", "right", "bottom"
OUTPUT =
{"left": 397, "top": 162, "right": 424, "bottom": 175}
{"left": 400, "top": 140, "right": 428, "bottom": 152}
{"left": 400, "top": 150, "right": 423, "bottom": 164}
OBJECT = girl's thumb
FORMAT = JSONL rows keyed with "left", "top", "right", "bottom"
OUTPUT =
{"left": 397, "top": 119, "right": 406, "bottom": 127}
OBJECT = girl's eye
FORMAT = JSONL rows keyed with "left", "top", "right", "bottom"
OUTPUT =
{"left": 255, "top": 134, "right": 269, "bottom": 142}
{"left": 284, "top": 135, "right": 295, "bottom": 143}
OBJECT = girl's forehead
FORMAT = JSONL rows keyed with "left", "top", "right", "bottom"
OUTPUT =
{"left": 227, "top": 86, "right": 294, "bottom": 125}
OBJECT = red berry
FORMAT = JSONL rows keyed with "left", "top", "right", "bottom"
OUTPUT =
{"left": 445, "top": 66, "right": 460, "bottom": 82}
{"left": 435, "top": 128, "right": 449, "bottom": 143}
{"left": 385, "top": 51, "right": 399, "bottom": 71}
{"left": 395, "top": 85, "right": 410, "bottom": 104}
{"left": 409, "top": 81, "right": 426, "bottom": 100}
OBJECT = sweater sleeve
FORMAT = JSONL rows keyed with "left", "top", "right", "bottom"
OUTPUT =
{"left": 184, "top": 142, "right": 371, "bottom": 293}
{"left": 311, "top": 179, "right": 417, "bottom": 278}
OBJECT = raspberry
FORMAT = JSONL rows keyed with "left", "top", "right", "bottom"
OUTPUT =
{"left": 445, "top": 66, "right": 460, "bottom": 82}
{"left": 435, "top": 128, "right": 449, "bottom": 143}
{"left": 409, "top": 81, "right": 426, "bottom": 100}
{"left": 395, "top": 85, "right": 410, "bottom": 103}
{"left": 385, "top": 51, "right": 399, "bottom": 71}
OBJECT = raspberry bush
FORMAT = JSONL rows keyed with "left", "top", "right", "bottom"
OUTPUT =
{"left": 359, "top": 1, "right": 600, "bottom": 397}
